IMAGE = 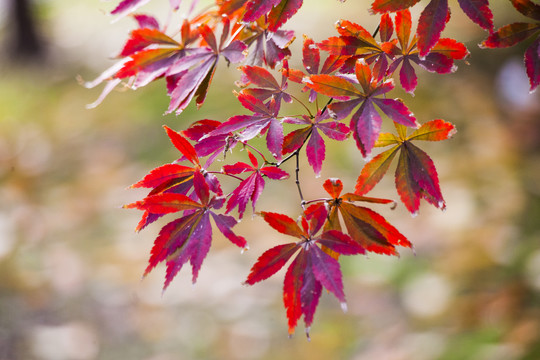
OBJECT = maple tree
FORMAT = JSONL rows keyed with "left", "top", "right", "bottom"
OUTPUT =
{"left": 86, "top": 0, "right": 540, "bottom": 339}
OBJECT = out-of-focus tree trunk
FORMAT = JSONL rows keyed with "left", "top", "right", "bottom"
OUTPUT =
{"left": 7, "top": 0, "right": 45, "bottom": 62}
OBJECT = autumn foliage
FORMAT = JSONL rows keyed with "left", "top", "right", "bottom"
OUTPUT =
{"left": 87, "top": 0, "right": 540, "bottom": 338}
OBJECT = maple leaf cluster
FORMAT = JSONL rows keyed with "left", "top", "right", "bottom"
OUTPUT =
{"left": 88, "top": 0, "right": 538, "bottom": 338}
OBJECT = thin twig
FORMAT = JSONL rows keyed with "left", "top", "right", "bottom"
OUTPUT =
{"left": 372, "top": 24, "right": 380, "bottom": 39}
{"left": 295, "top": 151, "right": 305, "bottom": 210}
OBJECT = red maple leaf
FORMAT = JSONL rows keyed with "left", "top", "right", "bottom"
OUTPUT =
{"left": 164, "top": 19, "right": 247, "bottom": 114}
{"left": 387, "top": 9, "right": 469, "bottom": 94}
{"left": 127, "top": 126, "right": 221, "bottom": 231}
{"left": 181, "top": 120, "right": 240, "bottom": 167}
{"left": 245, "top": 210, "right": 364, "bottom": 338}
{"left": 355, "top": 120, "right": 456, "bottom": 214}
{"left": 308, "top": 178, "right": 411, "bottom": 256}
{"left": 304, "top": 60, "right": 418, "bottom": 158}
{"left": 205, "top": 93, "right": 285, "bottom": 160}
{"left": 222, "top": 151, "right": 289, "bottom": 218}
{"left": 287, "top": 36, "right": 347, "bottom": 102}
{"left": 242, "top": 0, "right": 303, "bottom": 32}
{"left": 238, "top": 19, "right": 295, "bottom": 69}
{"left": 238, "top": 65, "right": 292, "bottom": 108}
{"left": 283, "top": 110, "right": 350, "bottom": 177}
{"left": 371, "top": 0, "right": 493, "bottom": 56}
{"left": 318, "top": 18, "right": 397, "bottom": 79}
{"left": 480, "top": 0, "right": 540, "bottom": 91}
{"left": 126, "top": 171, "right": 246, "bottom": 290}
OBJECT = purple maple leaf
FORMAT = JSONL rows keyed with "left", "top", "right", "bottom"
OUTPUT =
{"left": 223, "top": 151, "right": 289, "bottom": 218}
{"left": 206, "top": 93, "right": 286, "bottom": 160}
{"left": 283, "top": 110, "right": 350, "bottom": 177}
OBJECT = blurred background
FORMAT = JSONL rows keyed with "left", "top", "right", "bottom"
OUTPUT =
{"left": 1, "top": 0, "right": 539, "bottom": 359}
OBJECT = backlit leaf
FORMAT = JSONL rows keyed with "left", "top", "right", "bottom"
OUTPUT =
{"left": 355, "top": 146, "right": 400, "bottom": 195}
{"left": 259, "top": 212, "right": 305, "bottom": 238}
{"left": 481, "top": 23, "right": 540, "bottom": 48}
{"left": 408, "top": 119, "right": 457, "bottom": 141}
{"left": 371, "top": 0, "right": 421, "bottom": 13}
{"left": 525, "top": 37, "right": 540, "bottom": 92}
{"left": 457, "top": 0, "right": 493, "bottom": 32}
{"left": 245, "top": 243, "right": 299, "bottom": 285}
{"left": 268, "top": 0, "right": 304, "bottom": 32}
{"left": 417, "top": 0, "right": 449, "bottom": 57}
{"left": 510, "top": 0, "right": 540, "bottom": 21}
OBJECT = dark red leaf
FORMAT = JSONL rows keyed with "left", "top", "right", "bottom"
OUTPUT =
{"left": 525, "top": 37, "right": 540, "bottom": 92}
{"left": 371, "top": 0, "right": 421, "bottom": 13}
{"left": 268, "top": 0, "right": 304, "bottom": 31}
{"left": 305, "top": 204, "right": 328, "bottom": 236}
{"left": 299, "top": 262, "right": 322, "bottom": 337}
{"left": 355, "top": 146, "right": 400, "bottom": 195}
{"left": 417, "top": 0, "right": 449, "bottom": 57}
{"left": 260, "top": 166, "right": 290, "bottom": 180}
{"left": 373, "top": 98, "right": 418, "bottom": 128}
{"left": 510, "top": 0, "right": 540, "bottom": 21}
{"left": 193, "top": 171, "right": 210, "bottom": 205}
{"left": 245, "top": 243, "right": 299, "bottom": 285}
{"left": 457, "top": 0, "right": 493, "bottom": 32}
{"left": 283, "top": 253, "right": 305, "bottom": 335}
{"left": 226, "top": 172, "right": 263, "bottom": 218}
{"left": 144, "top": 212, "right": 199, "bottom": 278}
{"left": 243, "top": 0, "right": 281, "bottom": 22}
{"left": 481, "top": 23, "right": 540, "bottom": 48}
{"left": 240, "top": 65, "right": 281, "bottom": 89}
{"left": 306, "top": 128, "right": 326, "bottom": 177}
{"left": 185, "top": 212, "right": 213, "bottom": 283}
{"left": 317, "top": 230, "right": 366, "bottom": 255}
{"left": 211, "top": 212, "right": 247, "bottom": 248}
{"left": 309, "top": 245, "right": 346, "bottom": 304}
{"left": 339, "top": 202, "right": 410, "bottom": 255}
{"left": 399, "top": 58, "right": 417, "bottom": 93}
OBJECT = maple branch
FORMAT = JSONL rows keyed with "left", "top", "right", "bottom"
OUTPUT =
{"left": 372, "top": 24, "right": 380, "bottom": 39}
{"left": 295, "top": 151, "right": 306, "bottom": 210}
{"left": 320, "top": 98, "right": 333, "bottom": 115}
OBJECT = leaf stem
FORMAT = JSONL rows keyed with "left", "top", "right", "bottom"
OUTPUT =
{"left": 243, "top": 142, "right": 268, "bottom": 163}
{"left": 289, "top": 94, "right": 313, "bottom": 118}
{"left": 303, "top": 198, "right": 331, "bottom": 206}
{"left": 207, "top": 171, "right": 244, "bottom": 182}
